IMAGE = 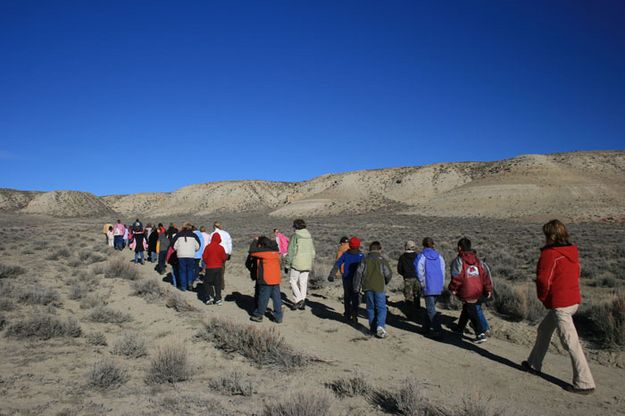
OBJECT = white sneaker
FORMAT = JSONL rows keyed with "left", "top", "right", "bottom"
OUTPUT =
{"left": 215, "top": 299, "right": 224, "bottom": 306}
{"left": 376, "top": 326, "right": 388, "bottom": 339}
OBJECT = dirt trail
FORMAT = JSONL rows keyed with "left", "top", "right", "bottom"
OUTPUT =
{"left": 2, "top": 239, "right": 624, "bottom": 415}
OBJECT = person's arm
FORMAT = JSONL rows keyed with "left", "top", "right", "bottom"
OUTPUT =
{"left": 382, "top": 259, "right": 392, "bottom": 285}
{"left": 448, "top": 257, "right": 462, "bottom": 295}
{"left": 285, "top": 234, "right": 297, "bottom": 268}
{"left": 417, "top": 256, "right": 426, "bottom": 286}
{"left": 535, "top": 250, "right": 553, "bottom": 304}
{"left": 397, "top": 255, "right": 405, "bottom": 276}
{"left": 328, "top": 253, "right": 345, "bottom": 281}
{"left": 353, "top": 261, "right": 365, "bottom": 293}
{"left": 440, "top": 255, "right": 446, "bottom": 281}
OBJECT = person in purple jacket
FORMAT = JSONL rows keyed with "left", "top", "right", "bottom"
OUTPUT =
{"left": 416, "top": 237, "right": 446, "bottom": 338}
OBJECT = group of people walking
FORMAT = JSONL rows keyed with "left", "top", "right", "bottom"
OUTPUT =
{"left": 102, "top": 217, "right": 595, "bottom": 395}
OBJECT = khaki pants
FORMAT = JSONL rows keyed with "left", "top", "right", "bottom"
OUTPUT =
{"left": 289, "top": 269, "right": 309, "bottom": 303}
{"left": 527, "top": 304, "right": 595, "bottom": 389}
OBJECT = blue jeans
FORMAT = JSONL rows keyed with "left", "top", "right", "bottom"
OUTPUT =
{"left": 342, "top": 278, "right": 360, "bottom": 318}
{"left": 364, "top": 291, "right": 387, "bottom": 332}
{"left": 114, "top": 236, "right": 123, "bottom": 250}
{"left": 458, "top": 303, "right": 490, "bottom": 333}
{"left": 424, "top": 295, "right": 441, "bottom": 332}
{"left": 134, "top": 251, "right": 144, "bottom": 264}
{"left": 253, "top": 285, "right": 283, "bottom": 322}
{"left": 178, "top": 258, "right": 196, "bottom": 291}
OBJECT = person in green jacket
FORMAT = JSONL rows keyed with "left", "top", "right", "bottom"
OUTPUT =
{"left": 285, "top": 219, "right": 316, "bottom": 311}
{"left": 353, "top": 241, "right": 392, "bottom": 338}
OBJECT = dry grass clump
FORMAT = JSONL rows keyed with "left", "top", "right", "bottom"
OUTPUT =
{"left": 577, "top": 291, "right": 625, "bottom": 349}
{"left": 80, "top": 293, "right": 109, "bottom": 309}
{"left": 371, "top": 378, "right": 443, "bottom": 416}
{"left": 195, "top": 318, "right": 310, "bottom": 369}
{"left": 86, "top": 332, "right": 108, "bottom": 346}
{"left": 131, "top": 278, "right": 165, "bottom": 301}
{"left": 0, "top": 298, "right": 15, "bottom": 311}
{"left": 493, "top": 282, "right": 543, "bottom": 323}
{"left": 165, "top": 291, "right": 199, "bottom": 312}
{"left": 45, "top": 247, "right": 71, "bottom": 261}
{"left": 145, "top": 344, "right": 193, "bottom": 384}
{"left": 326, "top": 374, "right": 371, "bottom": 398}
{"left": 78, "top": 250, "right": 106, "bottom": 264}
{"left": 87, "top": 359, "right": 128, "bottom": 390}
{"left": 18, "top": 286, "right": 60, "bottom": 305}
{"left": 104, "top": 257, "right": 139, "bottom": 280}
{"left": 261, "top": 390, "right": 332, "bottom": 416}
{"left": 0, "top": 313, "right": 6, "bottom": 331}
{"left": 208, "top": 370, "right": 254, "bottom": 396}
{"left": 112, "top": 331, "right": 148, "bottom": 358}
{"left": 88, "top": 306, "right": 132, "bottom": 324}
{"left": 6, "top": 315, "right": 81, "bottom": 340}
{"left": 0, "top": 263, "right": 25, "bottom": 279}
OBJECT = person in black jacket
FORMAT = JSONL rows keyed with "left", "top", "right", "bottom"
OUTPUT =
{"left": 397, "top": 240, "right": 421, "bottom": 317}
{"left": 147, "top": 228, "right": 159, "bottom": 262}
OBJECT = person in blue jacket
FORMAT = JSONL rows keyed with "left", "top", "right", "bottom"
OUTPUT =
{"left": 328, "top": 237, "right": 365, "bottom": 323}
{"left": 416, "top": 237, "right": 445, "bottom": 338}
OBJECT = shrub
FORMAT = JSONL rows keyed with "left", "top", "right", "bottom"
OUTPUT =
{"left": 208, "top": 370, "right": 254, "bottom": 396}
{"left": 18, "top": 287, "right": 60, "bottom": 305}
{"left": 492, "top": 282, "right": 543, "bottom": 323}
{"left": 86, "top": 332, "right": 107, "bottom": 346}
{"left": 165, "top": 292, "right": 198, "bottom": 312}
{"left": 88, "top": 306, "right": 132, "bottom": 324}
{"left": 46, "top": 247, "right": 71, "bottom": 261}
{"left": 326, "top": 374, "right": 371, "bottom": 398}
{"left": 131, "top": 279, "right": 165, "bottom": 301}
{"left": 87, "top": 359, "right": 128, "bottom": 390}
{"left": 104, "top": 258, "right": 139, "bottom": 281}
{"left": 0, "top": 264, "right": 25, "bottom": 279}
{"left": 0, "top": 313, "right": 6, "bottom": 331}
{"left": 78, "top": 250, "right": 106, "bottom": 264}
{"left": 195, "top": 318, "right": 310, "bottom": 369}
{"left": 261, "top": 391, "right": 332, "bottom": 416}
{"left": 80, "top": 293, "right": 109, "bottom": 309}
{"left": 145, "top": 344, "right": 192, "bottom": 384}
{"left": 0, "top": 298, "right": 15, "bottom": 311}
{"left": 68, "top": 284, "right": 87, "bottom": 300}
{"left": 371, "top": 378, "right": 443, "bottom": 416}
{"left": 6, "top": 315, "right": 81, "bottom": 339}
{"left": 577, "top": 292, "right": 625, "bottom": 348}
{"left": 112, "top": 332, "right": 147, "bottom": 358}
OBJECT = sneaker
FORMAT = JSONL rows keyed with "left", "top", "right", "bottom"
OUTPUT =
{"left": 475, "top": 333, "right": 487, "bottom": 344}
{"left": 289, "top": 302, "right": 300, "bottom": 311}
{"left": 376, "top": 326, "right": 388, "bottom": 339}
{"left": 205, "top": 298, "right": 214, "bottom": 305}
{"left": 249, "top": 315, "right": 263, "bottom": 322}
{"left": 215, "top": 299, "right": 223, "bottom": 306}
{"left": 521, "top": 361, "right": 541, "bottom": 376}
{"left": 564, "top": 385, "right": 595, "bottom": 395}
{"left": 351, "top": 314, "right": 358, "bottom": 324}
{"left": 298, "top": 300, "right": 305, "bottom": 310}
{"left": 274, "top": 316, "right": 283, "bottom": 324}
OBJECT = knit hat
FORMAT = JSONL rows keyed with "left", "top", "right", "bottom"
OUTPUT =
{"left": 405, "top": 240, "right": 417, "bottom": 250}
{"left": 349, "top": 237, "right": 361, "bottom": 249}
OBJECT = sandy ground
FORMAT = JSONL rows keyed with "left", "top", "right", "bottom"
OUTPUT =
{"left": 1, "top": 224, "right": 624, "bottom": 416}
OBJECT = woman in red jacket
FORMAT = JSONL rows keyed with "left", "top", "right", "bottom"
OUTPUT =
{"left": 522, "top": 220, "right": 595, "bottom": 394}
{"left": 201, "top": 233, "right": 228, "bottom": 306}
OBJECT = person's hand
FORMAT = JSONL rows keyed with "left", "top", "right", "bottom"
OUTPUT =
{"left": 284, "top": 267, "right": 290, "bottom": 274}
{"left": 486, "top": 292, "right": 492, "bottom": 300}
{"left": 328, "top": 275, "right": 335, "bottom": 282}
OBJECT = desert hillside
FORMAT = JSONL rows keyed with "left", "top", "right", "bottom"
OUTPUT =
{"left": 2, "top": 151, "right": 624, "bottom": 221}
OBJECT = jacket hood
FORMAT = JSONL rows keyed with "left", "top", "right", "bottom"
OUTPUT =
{"left": 210, "top": 233, "right": 222, "bottom": 245}
{"left": 295, "top": 229, "right": 312, "bottom": 239}
{"left": 459, "top": 250, "right": 478, "bottom": 265}
{"left": 422, "top": 247, "right": 440, "bottom": 260}
{"left": 544, "top": 244, "right": 579, "bottom": 263}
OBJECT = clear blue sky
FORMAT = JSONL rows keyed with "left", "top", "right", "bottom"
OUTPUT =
{"left": 1, "top": 1, "right": 624, "bottom": 195}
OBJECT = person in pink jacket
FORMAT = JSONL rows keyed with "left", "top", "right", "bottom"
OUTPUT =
{"left": 273, "top": 228, "right": 289, "bottom": 257}
{"left": 113, "top": 220, "right": 126, "bottom": 250}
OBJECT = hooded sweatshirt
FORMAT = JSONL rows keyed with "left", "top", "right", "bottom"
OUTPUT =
{"left": 330, "top": 249, "right": 365, "bottom": 280}
{"left": 416, "top": 248, "right": 445, "bottom": 295}
{"left": 202, "top": 233, "right": 227, "bottom": 269}
{"left": 353, "top": 251, "right": 392, "bottom": 293}
{"left": 249, "top": 240, "right": 282, "bottom": 285}
{"left": 172, "top": 229, "right": 201, "bottom": 259}
{"left": 535, "top": 244, "right": 581, "bottom": 309}
{"left": 285, "top": 229, "right": 316, "bottom": 271}
{"left": 449, "top": 250, "right": 492, "bottom": 302}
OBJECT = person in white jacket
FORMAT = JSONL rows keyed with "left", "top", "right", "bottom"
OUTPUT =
{"left": 210, "top": 221, "right": 233, "bottom": 292}
{"left": 172, "top": 223, "right": 201, "bottom": 291}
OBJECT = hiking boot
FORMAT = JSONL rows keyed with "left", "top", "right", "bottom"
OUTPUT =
{"left": 475, "top": 333, "right": 487, "bottom": 344}
{"left": 249, "top": 315, "right": 263, "bottom": 322}
{"left": 521, "top": 361, "right": 541, "bottom": 376}
{"left": 215, "top": 299, "right": 223, "bottom": 306}
{"left": 376, "top": 326, "right": 388, "bottom": 339}
{"left": 298, "top": 300, "right": 305, "bottom": 310}
{"left": 564, "top": 385, "right": 595, "bottom": 395}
